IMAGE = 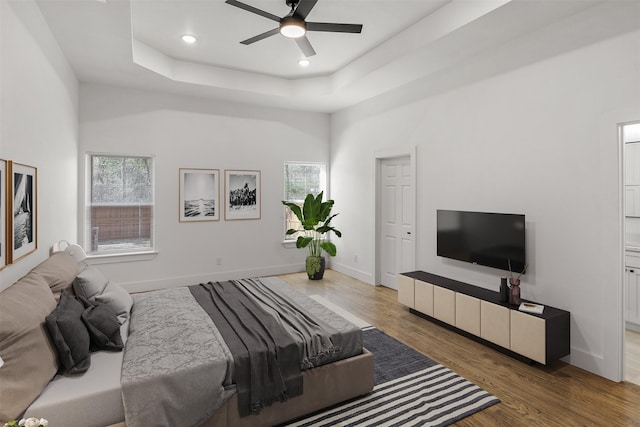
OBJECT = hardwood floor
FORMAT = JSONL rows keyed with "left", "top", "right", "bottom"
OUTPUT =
{"left": 279, "top": 270, "right": 640, "bottom": 427}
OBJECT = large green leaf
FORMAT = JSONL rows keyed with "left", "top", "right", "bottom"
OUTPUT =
{"left": 282, "top": 201, "right": 303, "bottom": 222}
{"left": 320, "top": 241, "right": 337, "bottom": 256}
{"left": 296, "top": 236, "right": 313, "bottom": 248}
{"left": 302, "top": 193, "right": 320, "bottom": 227}
{"left": 319, "top": 200, "right": 334, "bottom": 221}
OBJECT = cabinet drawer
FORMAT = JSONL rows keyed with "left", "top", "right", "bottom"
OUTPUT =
{"left": 480, "top": 301, "right": 510, "bottom": 348}
{"left": 455, "top": 293, "right": 480, "bottom": 335}
{"left": 510, "top": 310, "right": 546, "bottom": 364}
{"left": 415, "top": 280, "right": 434, "bottom": 316}
{"left": 433, "top": 287, "right": 455, "bottom": 325}
{"left": 397, "top": 275, "right": 415, "bottom": 308}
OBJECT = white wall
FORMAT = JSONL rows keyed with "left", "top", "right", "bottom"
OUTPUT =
{"left": 0, "top": 0, "right": 78, "bottom": 290}
{"left": 331, "top": 30, "right": 640, "bottom": 381}
{"left": 79, "top": 83, "right": 329, "bottom": 291}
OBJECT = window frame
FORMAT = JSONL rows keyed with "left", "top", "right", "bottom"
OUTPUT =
{"left": 83, "top": 152, "right": 157, "bottom": 259}
{"left": 283, "top": 161, "right": 327, "bottom": 242}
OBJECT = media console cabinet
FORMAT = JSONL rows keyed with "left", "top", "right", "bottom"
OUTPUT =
{"left": 398, "top": 271, "right": 570, "bottom": 365}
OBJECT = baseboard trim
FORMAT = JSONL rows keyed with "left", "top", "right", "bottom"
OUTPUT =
{"left": 330, "top": 262, "right": 374, "bottom": 285}
{"left": 120, "top": 263, "right": 305, "bottom": 293}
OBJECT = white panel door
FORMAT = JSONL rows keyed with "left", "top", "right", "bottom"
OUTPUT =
{"left": 379, "top": 156, "right": 414, "bottom": 289}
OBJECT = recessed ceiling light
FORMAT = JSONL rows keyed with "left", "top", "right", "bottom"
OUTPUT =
{"left": 181, "top": 34, "right": 197, "bottom": 44}
{"left": 298, "top": 59, "right": 310, "bottom": 67}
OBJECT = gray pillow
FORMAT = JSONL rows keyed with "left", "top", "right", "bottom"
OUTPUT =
{"left": 45, "top": 291, "right": 91, "bottom": 375}
{"left": 93, "top": 281, "right": 132, "bottom": 325}
{"left": 79, "top": 297, "right": 123, "bottom": 352}
{"left": 73, "top": 265, "right": 132, "bottom": 325}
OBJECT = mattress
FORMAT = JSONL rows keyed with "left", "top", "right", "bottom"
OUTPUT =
{"left": 24, "top": 323, "right": 129, "bottom": 427}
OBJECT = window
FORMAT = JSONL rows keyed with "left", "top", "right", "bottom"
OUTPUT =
{"left": 86, "top": 154, "right": 154, "bottom": 254}
{"left": 283, "top": 162, "right": 326, "bottom": 240}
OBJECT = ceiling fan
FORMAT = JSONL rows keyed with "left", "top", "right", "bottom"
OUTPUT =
{"left": 225, "top": 0, "right": 363, "bottom": 57}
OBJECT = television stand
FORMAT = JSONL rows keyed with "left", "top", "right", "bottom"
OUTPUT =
{"left": 398, "top": 271, "right": 570, "bottom": 365}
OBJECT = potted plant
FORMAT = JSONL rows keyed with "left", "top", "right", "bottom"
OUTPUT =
{"left": 282, "top": 192, "right": 341, "bottom": 280}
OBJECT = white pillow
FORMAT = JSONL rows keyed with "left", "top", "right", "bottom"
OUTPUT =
{"left": 73, "top": 265, "right": 132, "bottom": 325}
{"left": 74, "top": 264, "right": 108, "bottom": 299}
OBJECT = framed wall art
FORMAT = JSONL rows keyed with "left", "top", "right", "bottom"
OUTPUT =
{"left": 9, "top": 161, "right": 38, "bottom": 263}
{"left": 0, "top": 159, "right": 6, "bottom": 269}
{"left": 224, "top": 170, "right": 261, "bottom": 220}
{"left": 179, "top": 168, "right": 220, "bottom": 222}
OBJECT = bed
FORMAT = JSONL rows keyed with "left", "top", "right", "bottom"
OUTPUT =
{"left": 0, "top": 252, "right": 374, "bottom": 427}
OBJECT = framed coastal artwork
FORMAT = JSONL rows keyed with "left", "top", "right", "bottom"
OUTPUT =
{"left": 179, "top": 168, "right": 220, "bottom": 222}
{"left": 224, "top": 170, "right": 261, "bottom": 220}
{"left": 0, "top": 159, "right": 6, "bottom": 269}
{"left": 8, "top": 162, "right": 38, "bottom": 263}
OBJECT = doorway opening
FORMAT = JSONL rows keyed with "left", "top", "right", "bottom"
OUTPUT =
{"left": 622, "top": 121, "right": 640, "bottom": 385}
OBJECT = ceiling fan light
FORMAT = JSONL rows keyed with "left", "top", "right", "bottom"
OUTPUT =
{"left": 280, "top": 16, "right": 306, "bottom": 38}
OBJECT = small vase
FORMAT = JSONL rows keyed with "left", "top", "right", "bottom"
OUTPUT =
{"left": 509, "top": 278, "right": 521, "bottom": 305}
{"left": 499, "top": 277, "right": 509, "bottom": 303}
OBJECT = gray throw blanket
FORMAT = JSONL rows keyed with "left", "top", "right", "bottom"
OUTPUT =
{"left": 189, "top": 281, "right": 303, "bottom": 417}
{"left": 233, "top": 278, "right": 342, "bottom": 369}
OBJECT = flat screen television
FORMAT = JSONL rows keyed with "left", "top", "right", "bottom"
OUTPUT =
{"left": 437, "top": 210, "right": 526, "bottom": 273}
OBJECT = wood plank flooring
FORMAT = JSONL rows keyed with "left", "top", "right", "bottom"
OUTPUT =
{"left": 278, "top": 270, "right": 640, "bottom": 427}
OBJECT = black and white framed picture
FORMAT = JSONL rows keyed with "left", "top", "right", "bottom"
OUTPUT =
{"left": 9, "top": 161, "right": 37, "bottom": 263}
{"left": 179, "top": 168, "right": 220, "bottom": 222}
{"left": 224, "top": 170, "right": 261, "bottom": 220}
{"left": 0, "top": 159, "right": 6, "bottom": 270}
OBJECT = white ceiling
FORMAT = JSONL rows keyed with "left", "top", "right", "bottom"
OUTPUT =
{"left": 34, "top": 0, "right": 640, "bottom": 113}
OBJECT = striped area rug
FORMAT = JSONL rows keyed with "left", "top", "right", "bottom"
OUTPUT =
{"left": 284, "top": 327, "right": 499, "bottom": 427}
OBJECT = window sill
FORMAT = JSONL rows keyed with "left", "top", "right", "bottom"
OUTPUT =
{"left": 86, "top": 251, "right": 158, "bottom": 264}
{"left": 282, "top": 240, "right": 298, "bottom": 248}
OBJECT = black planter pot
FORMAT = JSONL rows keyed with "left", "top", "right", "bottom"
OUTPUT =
{"left": 306, "top": 256, "right": 326, "bottom": 280}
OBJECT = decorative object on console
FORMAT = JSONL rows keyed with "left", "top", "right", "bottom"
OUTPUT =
{"left": 7, "top": 161, "right": 37, "bottom": 264}
{"left": 519, "top": 302, "right": 545, "bottom": 314}
{"left": 282, "top": 191, "right": 341, "bottom": 280}
{"left": 224, "top": 170, "right": 261, "bottom": 220}
{"left": 508, "top": 260, "right": 527, "bottom": 306}
{"left": 509, "top": 278, "right": 521, "bottom": 305}
{"left": 179, "top": 168, "right": 220, "bottom": 222}
{"left": 500, "top": 277, "right": 509, "bottom": 303}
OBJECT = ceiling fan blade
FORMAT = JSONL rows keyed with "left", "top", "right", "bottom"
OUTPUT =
{"left": 307, "top": 22, "right": 363, "bottom": 33}
{"left": 240, "top": 28, "right": 280, "bottom": 45}
{"left": 295, "top": 36, "right": 316, "bottom": 57}
{"left": 225, "top": 0, "right": 281, "bottom": 22}
{"left": 293, "top": 0, "right": 318, "bottom": 20}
